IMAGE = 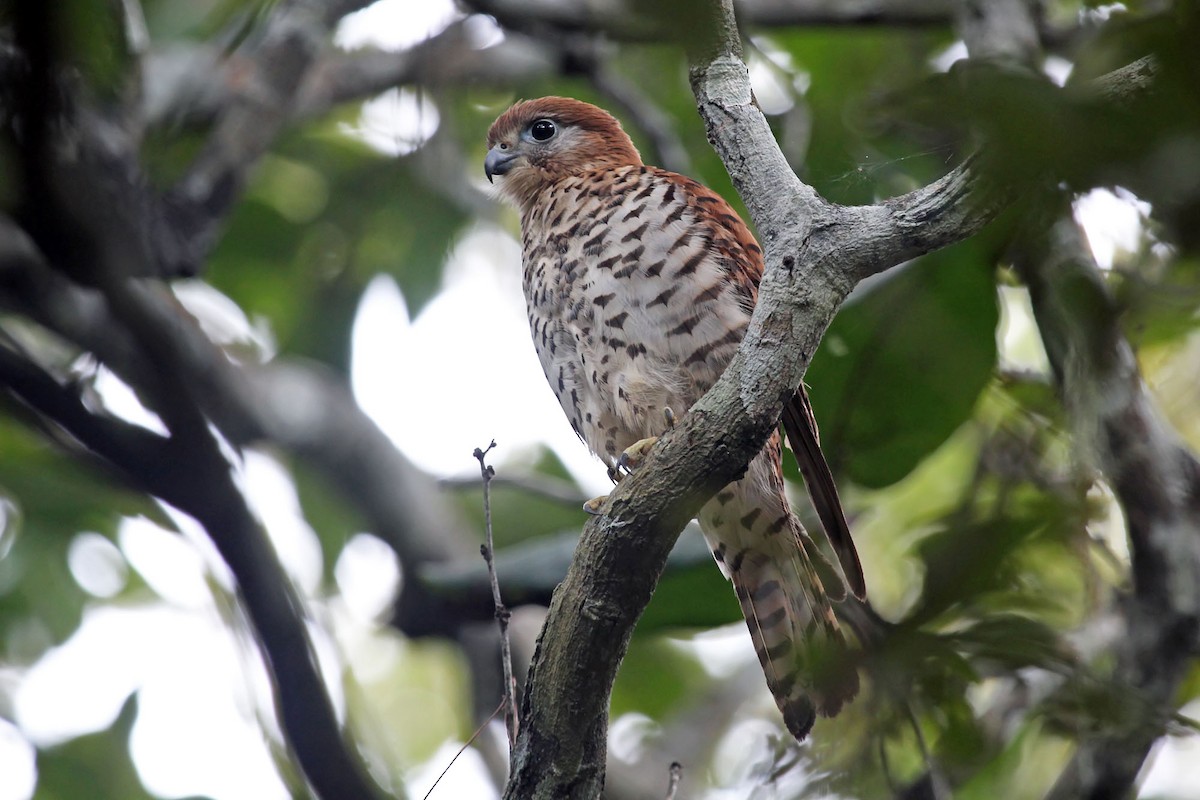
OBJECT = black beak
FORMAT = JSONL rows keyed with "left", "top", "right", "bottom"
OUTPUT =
{"left": 485, "top": 146, "right": 518, "bottom": 183}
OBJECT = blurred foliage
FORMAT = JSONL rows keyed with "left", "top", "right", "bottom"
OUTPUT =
{"left": 805, "top": 240, "right": 1000, "bottom": 488}
{"left": 32, "top": 697, "right": 156, "bottom": 800}
{"left": 2, "top": 0, "right": 1200, "bottom": 799}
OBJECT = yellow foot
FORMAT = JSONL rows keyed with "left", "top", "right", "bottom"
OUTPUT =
{"left": 617, "top": 436, "right": 658, "bottom": 474}
{"left": 583, "top": 495, "right": 607, "bottom": 515}
{"left": 610, "top": 407, "right": 676, "bottom": 479}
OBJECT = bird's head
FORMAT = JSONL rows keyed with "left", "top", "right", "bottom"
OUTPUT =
{"left": 485, "top": 96, "right": 642, "bottom": 211}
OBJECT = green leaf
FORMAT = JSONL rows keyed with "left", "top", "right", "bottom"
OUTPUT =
{"left": 955, "top": 719, "right": 1071, "bottom": 800}
{"left": 806, "top": 243, "right": 999, "bottom": 488}
{"left": 0, "top": 419, "right": 163, "bottom": 650}
{"left": 950, "top": 614, "right": 1072, "bottom": 673}
{"left": 907, "top": 514, "right": 1044, "bottom": 626}
{"left": 611, "top": 637, "right": 707, "bottom": 721}
{"left": 33, "top": 695, "right": 157, "bottom": 800}
{"left": 769, "top": 26, "right": 957, "bottom": 205}
{"left": 637, "top": 546, "right": 741, "bottom": 632}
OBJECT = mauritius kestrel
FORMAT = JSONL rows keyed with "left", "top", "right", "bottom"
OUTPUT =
{"left": 485, "top": 97, "right": 863, "bottom": 739}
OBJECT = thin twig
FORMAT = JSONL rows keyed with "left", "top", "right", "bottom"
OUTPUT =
{"left": 665, "top": 761, "right": 683, "bottom": 800}
{"left": 422, "top": 699, "right": 507, "bottom": 800}
{"left": 474, "top": 440, "right": 520, "bottom": 748}
{"left": 878, "top": 734, "right": 900, "bottom": 797}
{"left": 117, "top": 0, "right": 149, "bottom": 56}
{"left": 904, "top": 701, "right": 948, "bottom": 800}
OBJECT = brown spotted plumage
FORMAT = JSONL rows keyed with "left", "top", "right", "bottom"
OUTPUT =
{"left": 486, "top": 97, "right": 863, "bottom": 740}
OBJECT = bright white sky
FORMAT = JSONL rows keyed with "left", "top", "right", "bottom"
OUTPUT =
{"left": 2, "top": 1, "right": 1195, "bottom": 799}
{"left": 350, "top": 226, "right": 611, "bottom": 493}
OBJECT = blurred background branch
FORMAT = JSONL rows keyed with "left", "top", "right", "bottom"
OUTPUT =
{"left": 1020, "top": 207, "right": 1200, "bottom": 800}
{"left": 955, "top": 2, "right": 1200, "bottom": 797}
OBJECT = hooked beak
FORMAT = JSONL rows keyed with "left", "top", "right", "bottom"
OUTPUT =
{"left": 484, "top": 145, "right": 518, "bottom": 183}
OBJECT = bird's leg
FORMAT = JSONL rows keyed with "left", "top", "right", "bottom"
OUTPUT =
{"left": 582, "top": 407, "right": 676, "bottom": 515}
{"left": 582, "top": 461, "right": 625, "bottom": 515}
{"left": 616, "top": 406, "right": 675, "bottom": 475}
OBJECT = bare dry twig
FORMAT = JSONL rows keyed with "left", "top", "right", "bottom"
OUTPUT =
{"left": 474, "top": 440, "right": 521, "bottom": 748}
{"left": 664, "top": 762, "right": 683, "bottom": 800}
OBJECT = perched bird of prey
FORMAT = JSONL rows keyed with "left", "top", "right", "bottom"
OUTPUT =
{"left": 485, "top": 96, "right": 863, "bottom": 740}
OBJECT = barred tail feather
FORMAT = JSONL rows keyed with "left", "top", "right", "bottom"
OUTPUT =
{"left": 730, "top": 546, "right": 859, "bottom": 740}
{"left": 781, "top": 387, "right": 867, "bottom": 600}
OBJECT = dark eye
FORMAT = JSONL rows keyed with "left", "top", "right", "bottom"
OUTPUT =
{"left": 529, "top": 119, "right": 557, "bottom": 141}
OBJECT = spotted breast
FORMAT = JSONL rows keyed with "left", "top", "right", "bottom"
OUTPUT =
{"left": 519, "top": 164, "right": 758, "bottom": 464}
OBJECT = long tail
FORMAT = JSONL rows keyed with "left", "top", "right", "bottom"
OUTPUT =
{"left": 702, "top": 435, "right": 858, "bottom": 740}
{"left": 781, "top": 386, "right": 867, "bottom": 600}
{"left": 728, "top": 542, "right": 859, "bottom": 740}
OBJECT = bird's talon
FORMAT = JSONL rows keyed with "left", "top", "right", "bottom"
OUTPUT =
{"left": 618, "top": 436, "right": 659, "bottom": 473}
{"left": 583, "top": 495, "right": 607, "bottom": 515}
{"left": 663, "top": 407, "right": 676, "bottom": 429}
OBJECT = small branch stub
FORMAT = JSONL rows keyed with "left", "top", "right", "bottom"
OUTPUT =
{"left": 474, "top": 440, "right": 520, "bottom": 747}
{"left": 665, "top": 762, "right": 683, "bottom": 800}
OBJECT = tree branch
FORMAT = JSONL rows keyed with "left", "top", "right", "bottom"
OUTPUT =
{"left": 145, "top": 22, "right": 558, "bottom": 129}
{"left": 463, "top": 0, "right": 956, "bottom": 42}
{"left": 295, "top": 23, "right": 556, "bottom": 117}
{"left": 474, "top": 442, "right": 521, "bottom": 747}
{"left": 0, "top": 342, "right": 383, "bottom": 800}
{"left": 689, "top": 48, "right": 1010, "bottom": 284}
{"left": 0, "top": 223, "right": 478, "bottom": 636}
{"left": 1021, "top": 205, "right": 1200, "bottom": 800}
{"left": 954, "top": 3, "right": 1200, "bottom": 793}
{"left": 169, "top": 0, "right": 376, "bottom": 270}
